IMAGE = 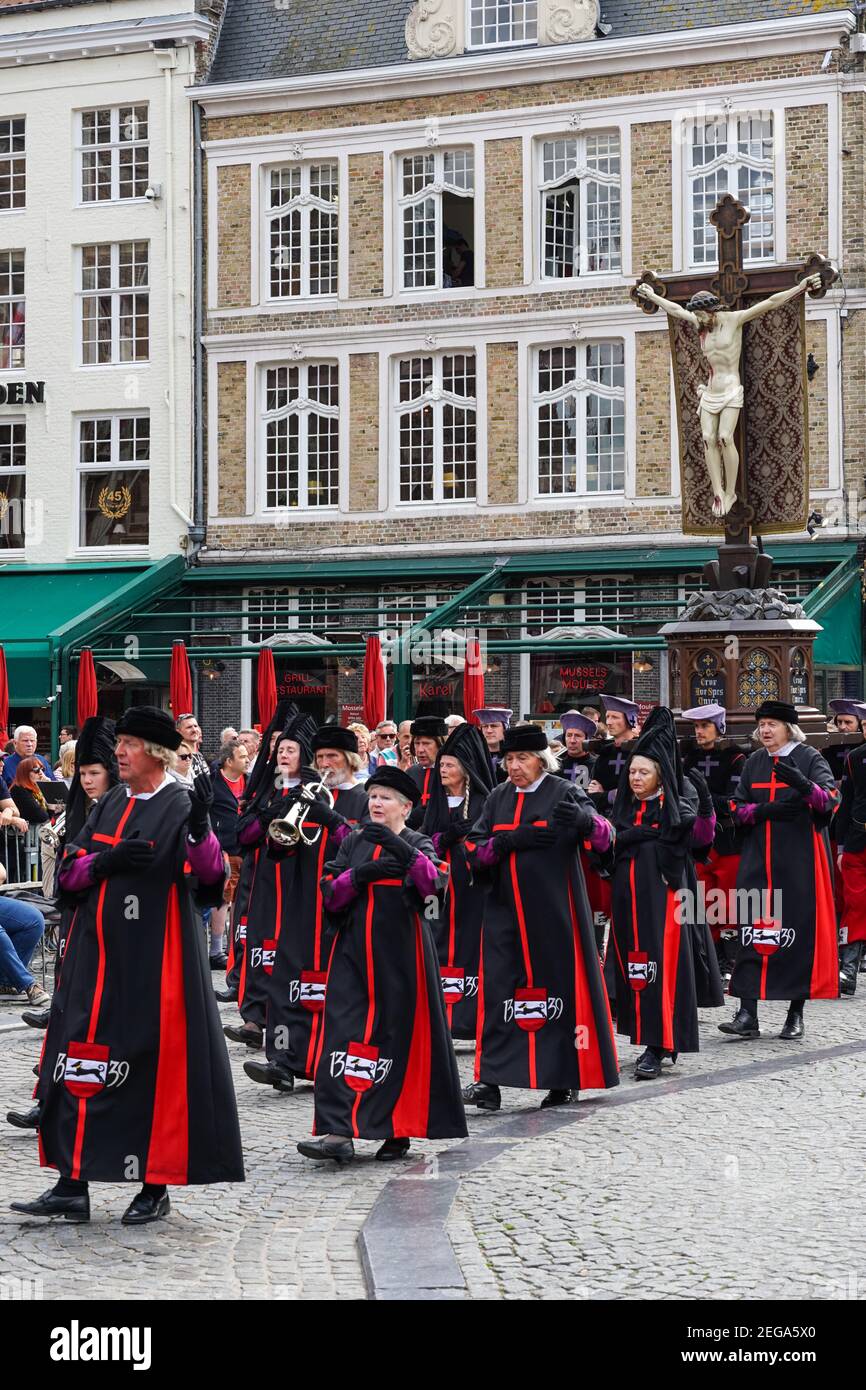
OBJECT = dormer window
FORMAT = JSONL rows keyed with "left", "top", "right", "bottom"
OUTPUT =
{"left": 467, "top": 0, "right": 537, "bottom": 49}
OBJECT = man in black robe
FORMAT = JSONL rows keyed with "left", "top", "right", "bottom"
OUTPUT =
{"left": 405, "top": 715, "right": 447, "bottom": 827}
{"left": 462, "top": 725, "right": 620, "bottom": 1112}
{"left": 556, "top": 711, "right": 597, "bottom": 789}
{"left": 823, "top": 699, "right": 866, "bottom": 928}
{"left": 831, "top": 725, "right": 866, "bottom": 993}
{"left": 474, "top": 707, "right": 513, "bottom": 783}
{"left": 10, "top": 706, "right": 243, "bottom": 1225}
{"left": 680, "top": 702, "right": 748, "bottom": 983}
{"left": 588, "top": 695, "right": 641, "bottom": 810}
{"left": 298, "top": 765, "right": 466, "bottom": 1162}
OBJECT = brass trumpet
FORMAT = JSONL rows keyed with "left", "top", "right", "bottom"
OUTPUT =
{"left": 268, "top": 778, "right": 335, "bottom": 848}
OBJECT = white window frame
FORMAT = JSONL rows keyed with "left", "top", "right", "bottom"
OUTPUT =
{"left": 244, "top": 585, "right": 343, "bottom": 643}
{"left": 78, "top": 241, "right": 149, "bottom": 368}
{"left": 260, "top": 160, "right": 340, "bottom": 304}
{"left": 466, "top": 0, "right": 538, "bottom": 49}
{"left": 392, "top": 348, "right": 479, "bottom": 508}
{"left": 76, "top": 104, "right": 149, "bottom": 205}
{"left": 0, "top": 415, "right": 26, "bottom": 551}
{"left": 0, "top": 115, "right": 25, "bottom": 214}
{"left": 683, "top": 107, "right": 783, "bottom": 271}
{"left": 74, "top": 411, "right": 150, "bottom": 553}
{"left": 531, "top": 339, "right": 627, "bottom": 502}
{"left": 0, "top": 247, "right": 25, "bottom": 371}
{"left": 395, "top": 147, "right": 476, "bottom": 294}
{"left": 257, "top": 359, "right": 341, "bottom": 514}
{"left": 537, "top": 130, "right": 622, "bottom": 281}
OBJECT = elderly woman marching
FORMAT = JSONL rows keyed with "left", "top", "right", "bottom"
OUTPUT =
{"left": 609, "top": 708, "right": 725, "bottom": 1080}
{"left": 720, "top": 698, "right": 839, "bottom": 1042}
{"left": 461, "top": 724, "right": 620, "bottom": 1113}
{"left": 422, "top": 722, "right": 495, "bottom": 1040}
{"left": 297, "top": 766, "right": 466, "bottom": 1163}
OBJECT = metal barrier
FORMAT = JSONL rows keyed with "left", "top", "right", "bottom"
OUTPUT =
{"left": 0, "top": 823, "right": 57, "bottom": 992}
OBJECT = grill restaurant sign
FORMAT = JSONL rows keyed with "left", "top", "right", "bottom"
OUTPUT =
{"left": 0, "top": 381, "right": 45, "bottom": 405}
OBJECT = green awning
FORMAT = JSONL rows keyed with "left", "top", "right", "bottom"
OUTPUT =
{"left": 0, "top": 563, "right": 152, "bottom": 706}
{"left": 812, "top": 569, "right": 863, "bottom": 668}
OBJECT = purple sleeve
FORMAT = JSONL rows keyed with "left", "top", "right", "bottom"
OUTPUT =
{"left": 471, "top": 838, "right": 500, "bottom": 868}
{"left": 734, "top": 802, "right": 758, "bottom": 826}
{"left": 691, "top": 813, "right": 716, "bottom": 848}
{"left": 324, "top": 869, "right": 359, "bottom": 911}
{"left": 330, "top": 822, "right": 352, "bottom": 847}
{"left": 807, "top": 784, "right": 830, "bottom": 812}
{"left": 239, "top": 816, "right": 265, "bottom": 846}
{"left": 588, "top": 816, "right": 612, "bottom": 853}
{"left": 431, "top": 831, "right": 443, "bottom": 855}
{"left": 58, "top": 852, "right": 97, "bottom": 892}
{"left": 606, "top": 789, "right": 616, "bottom": 805}
{"left": 187, "top": 831, "right": 225, "bottom": 884}
{"left": 408, "top": 853, "right": 440, "bottom": 896}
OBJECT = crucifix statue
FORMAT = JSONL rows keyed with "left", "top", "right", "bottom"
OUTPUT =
{"left": 632, "top": 194, "right": 837, "bottom": 583}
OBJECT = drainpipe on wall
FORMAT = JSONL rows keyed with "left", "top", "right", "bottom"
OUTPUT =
{"left": 188, "top": 99, "right": 206, "bottom": 564}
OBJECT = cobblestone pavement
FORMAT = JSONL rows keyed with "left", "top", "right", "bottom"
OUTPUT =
{"left": 1, "top": 985, "right": 865, "bottom": 1300}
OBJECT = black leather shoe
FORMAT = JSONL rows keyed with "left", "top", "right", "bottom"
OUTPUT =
{"left": 21, "top": 1008, "right": 51, "bottom": 1029}
{"left": 121, "top": 1190, "right": 171, "bottom": 1225}
{"left": 839, "top": 942, "right": 862, "bottom": 996}
{"left": 376, "top": 1137, "right": 411, "bottom": 1161}
{"left": 214, "top": 987, "right": 238, "bottom": 1003}
{"left": 10, "top": 1186, "right": 90, "bottom": 1222}
{"left": 223, "top": 1023, "right": 263, "bottom": 1048}
{"left": 6, "top": 1105, "right": 40, "bottom": 1130}
{"left": 32, "top": 1064, "right": 39, "bottom": 1077}
{"left": 634, "top": 1049, "right": 663, "bottom": 1080}
{"left": 461, "top": 1081, "right": 501, "bottom": 1112}
{"left": 297, "top": 1136, "right": 354, "bottom": 1163}
{"left": 779, "top": 1010, "right": 804, "bottom": 1041}
{"left": 664, "top": 1051, "right": 679, "bottom": 1065}
{"left": 209, "top": 954, "right": 229, "bottom": 971}
{"left": 243, "top": 1059, "right": 294, "bottom": 1092}
{"left": 539, "top": 1088, "right": 578, "bottom": 1109}
{"left": 718, "top": 1008, "right": 760, "bottom": 1039}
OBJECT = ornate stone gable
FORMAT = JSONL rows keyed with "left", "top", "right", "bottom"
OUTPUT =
{"left": 405, "top": 0, "right": 600, "bottom": 60}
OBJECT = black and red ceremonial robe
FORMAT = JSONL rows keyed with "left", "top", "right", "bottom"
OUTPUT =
{"left": 240, "top": 782, "right": 367, "bottom": 1080}
{"left": 835, "top": 743, "right": 866, "bottom": 945}
{"left": 465, "top": 776, "right": 620, "bottom": 1093}
{"left": 428, "top": 784, "right": 489, "bottom": 1040}
{"left": 312, "top": 829, "right": 467, "bottom": 1141}
{"left": 731, "top": 744, "right": 839, "bottom": 1000}
{"left": 37, "top": 780, "right": 244, "bottom": 1186}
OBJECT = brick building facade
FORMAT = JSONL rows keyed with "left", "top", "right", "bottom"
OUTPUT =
{"left": 190, "top": 1, "right": 866, "bottom": 732}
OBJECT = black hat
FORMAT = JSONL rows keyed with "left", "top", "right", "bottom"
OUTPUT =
{"left": 116, "top": 705, "right": 182, "bottom": 750}
{"left": 279, "top": 712, "right": 317, "bottom": 766}
{"left": 410, "top": 716, "right": 447, "bottom": 740}
{"left": 65, "top": 717, "right": 119, "bottom": 846}
{"left": 365, "top": 765, "right": 422, "bottom": 806}
{"left": 755, "top": 699, "right": 798, "bottom": 725}
{"left": 422, "top": 722, "right": 495, "bottom": 834}
{"left": 501, "top": 724, "right": 548, "bottom": 753}
{"left": 243, "top": 699, "right": 298, "bottom": 807}
{"left": 612, "top": 706, "right": 694, "bottom": 887}
{"left": 312, "top": 725, "right": 358, "bottom": 755}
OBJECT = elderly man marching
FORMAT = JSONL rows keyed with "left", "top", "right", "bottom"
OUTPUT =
{"left": 10, "top": 706, "right": 243, "bottom": 1226}
{"left": 462, "top": 724, "right": 619, "bottom": 1113}
{"left": 721, "top": 699, "right": 839, "bottom": 1042}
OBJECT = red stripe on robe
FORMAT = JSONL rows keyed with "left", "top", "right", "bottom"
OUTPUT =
{"left": 145, "top": 885, "right": 190, "bottom": 1184}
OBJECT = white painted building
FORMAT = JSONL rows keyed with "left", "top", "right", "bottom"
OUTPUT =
{"left": 0, "top": 0, "right": 210, "bottom": 564}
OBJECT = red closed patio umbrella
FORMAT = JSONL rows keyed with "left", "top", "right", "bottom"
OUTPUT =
{"left": 362, "top": 635, "right": 386, "bottom": 730}
{"left": 0, "top": 645, "right": 8, "bottom": 743}
{"left": 170, "top": 639, "right": 194, "bottom": 720}
{"left": 462, "top": 637, "right": 485, "bottom": 726}
{"left": 76, "top": 647, "right": 98, "bottom": 725}
{"left": 257, "top": 647, "right": 277, "bottom": 730}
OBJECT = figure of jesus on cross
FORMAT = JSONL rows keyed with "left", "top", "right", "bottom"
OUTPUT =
{"left": 636, "top": 272, "right": 822, "bottom": 518}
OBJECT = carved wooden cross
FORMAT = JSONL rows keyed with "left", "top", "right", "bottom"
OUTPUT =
{"left": 632, "top": 194, "right": 836, "bottom": 580}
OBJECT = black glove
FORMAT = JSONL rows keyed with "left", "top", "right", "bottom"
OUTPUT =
{"left": 187, "top": 771, "right": 214, "bottom": 841}
{"left": 302, "top": 799, "right": 346, "bottom": 831}
{"left": 552, "top": 798, "right": 595, "bottom": 839}
{"left": 438, "top": 819, "right": 473, "bottom": 850}
{"left": 361, "top": 822, "right": 416, "bottom": 867}
{"left": 353, "top": 856, "right": 403, "bottom": 886}
{"left": 752, "top": 801, "right": 802, "bottom": 824}
{"left": 493, "top": 825, "right": 557, "bottom": 856}
{"left": 772, "top": 758, "right": 814, "bottom": 798}
{"left": 92, "top": 837, "right": 155, "bottom": 880}
{"left": 685, "top": 767, "right": 714, "bottom": 818}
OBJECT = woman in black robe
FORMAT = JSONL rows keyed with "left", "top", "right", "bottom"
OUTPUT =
{"left": 462, "top": 725, "right": 620, "bottom": 1113}
{"left": 241, "top": 723, "right": 368, "bottom": 1093}
{"left": 422, "top": 722, "right": 495, "bottom": 1039}
{"left": 721, "top": 699, "right": 839, "bottom": 1042}
{"left": 10, "top": 706, "right": 243, "bottom": 1226}
{"left": 609, "top": 707, "right": 724, "bottom": 1080}
{"left": 297, "top": 765, "right": 466, "bottom": 1163}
